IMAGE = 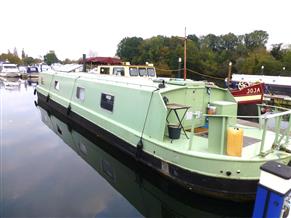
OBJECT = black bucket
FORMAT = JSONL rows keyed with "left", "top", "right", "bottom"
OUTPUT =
{"left": 168, "top": 125, "right": 181, "bottom": 139}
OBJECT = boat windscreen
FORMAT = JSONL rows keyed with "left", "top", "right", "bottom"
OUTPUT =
{"left": 139, "top": 68, "right": 147, "bottom": 76}
{"left": 147, "top": 68, "right": 156, "bottom": 77}
{"left": 129, "top": 67, "right": 138, "bottom": 76}
{"left": 113, "top": 67, "right": 125, "bottom": 76}
{"left": 4, "top": 66, "right": 17, "bottom": 69}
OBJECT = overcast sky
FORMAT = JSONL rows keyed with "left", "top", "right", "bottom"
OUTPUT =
{"left": 1, "top": 0, "right": 290, "bottom": 60}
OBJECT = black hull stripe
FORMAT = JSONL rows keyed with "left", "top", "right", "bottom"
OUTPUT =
{"left": 37, "top": 92, "right": 258, "bottom": 201}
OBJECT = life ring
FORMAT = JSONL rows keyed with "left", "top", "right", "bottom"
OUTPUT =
{"left": 238, "top": 81, "right": 250, "bottom": 90}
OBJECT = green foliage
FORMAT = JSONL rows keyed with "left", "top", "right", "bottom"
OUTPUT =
{"left": 270, "top": 43, "right": 283, "bottom": 60}
{"left": 244, "top": 30, "right": 269, "bottom": 50}
{"left": 0, "top": 53, "right": 22, "bottom": 65}
{"left": 236, "top": 48, "right": 282, "bottom": 75}
{"left": 281, "top": 50, "right": 291, "bottom": 75}
{"left": 23, "top": 56, "right": 38, "bottom": 66}
{"left": 116, "top": 37, "right": 143, "bottom": 64}
{"left": 21, "top": 49, "right": 26, "bottom": 59}
{"left": 115, "top": 30, "right": 289, "bottom": 80}
{"left": 44, "top": 50, "right": 59, "bottom": 65}
{"left": 62, "top": 58, "right": 74, "bottom": 64}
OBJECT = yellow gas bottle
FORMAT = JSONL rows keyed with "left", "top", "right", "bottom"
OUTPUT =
{"left": 227, "top": 127, "right": 243, "bottom": 157}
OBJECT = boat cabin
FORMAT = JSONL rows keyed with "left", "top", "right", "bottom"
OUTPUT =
{"left": 0, "top": 62, "right": 21, "bottom": 77}
{"left": 90, "top": 63, "right": 157, "bottom": 78}
{"left": 27, "top": 66, "right": 39, "bottom": 73}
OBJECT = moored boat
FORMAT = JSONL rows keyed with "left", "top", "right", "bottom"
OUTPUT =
{"left": 229, "top": 82, "right": 264, "bottom": 105}
{"left": 0, "top": 62, "right": 21, "bottom": 77}
{"left": 26, "top": 66, "right": 39, "bottom": 77}
{"left": 89, "top": 63, "right": 157, "bottom": 78}
{"left": 231, "top": 74, "right": 291, "bottom": 96}
{"left": 36, "top": 70, "right": 291, "bottom": 201}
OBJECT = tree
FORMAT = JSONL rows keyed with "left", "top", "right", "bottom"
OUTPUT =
{"left": 270, "top": 43, "right": 283, "bottom": 60}
{"left": 244, "top": 30, "right": 269, "bottom": 50}
{"left": 23, "top": 56, "right": 37, "bottom": 65}
{"left": 116, "top": 37, "right": 143, "bottom": 63}
{"left": 115, "top": 30, "right": 288, "bottom": 79}
{"left": 187, "top": 34, "right": 200, "bottom": 47}
{"left": 0, "top": 53, "right": 22, "bottom": 64}
{"left": 200, "top": 34, "right": 222, "bottom": 52}
{"left": 44, "top": 50, "right": 59, "bottom": 65}
{"left": 21, "top": 49, "right": 26, "bottom": 59}
{"left": 62, "top": 58, "right": 74, "bottom": 64}
{"left": 221, "top": 33, "right": 239, "bottom": 51}
{"left": 13, "top": 47, "right": 18, "bottom": 57}
{"left": 236, "top": 48, "right": 281, "bottom": 75}
{"left": 281, "top": 50, "right": 291, "bottom": 75}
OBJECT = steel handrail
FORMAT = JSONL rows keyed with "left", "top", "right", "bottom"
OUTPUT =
{"left": 188, "top": 104, "right": 291, "bottom": 156}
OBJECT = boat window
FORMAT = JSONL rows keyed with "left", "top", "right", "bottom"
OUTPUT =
{"left": 100, "top": 67, "right": 109, "bottom": 74}
{"left": 100, "top": 93, "right": 114, "bottom": 112}
{"left": 28, "top": 67, "right": 38, "bottom": 73}
{"left": 76, "top": 87, "right": 85, "bottom": 101}
{"left": 113, "top": 67, "right": 124, "bottom": 76}
{"left": 129, "top": 67, "right": 138, "bottom": 76}
{"left": 54, "top": 81, "right": 60, "bottom": 90}
{"left": 139, "top": 68, "right": 147, "bottom": 76}
{"left": 4, "top": 65, "right": 17, "bottom": 69}
{"left": 102, "top": 159, "right": 115, "bottom": 182}
{"left": 147, "top": 68, "right": 156, "bottom": 77}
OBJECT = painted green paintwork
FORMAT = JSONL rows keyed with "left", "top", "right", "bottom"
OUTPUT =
{"left": 37, "top": 71, "right": 291, "bottom": 181}
{"left": 40, "top": 106, "right": 229, "bottom": 217}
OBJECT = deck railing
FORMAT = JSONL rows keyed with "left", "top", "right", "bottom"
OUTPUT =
{"left": 188, "top": 104, "right": 291, "bottom": 156}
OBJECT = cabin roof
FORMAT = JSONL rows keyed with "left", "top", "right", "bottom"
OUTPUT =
{"left": 80, "top": 57, "right": 122, "bottom": 65}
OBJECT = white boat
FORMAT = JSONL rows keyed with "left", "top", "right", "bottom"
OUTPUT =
{"left": 88, "top": 63, "right": 157, "bottom": 78}
{"left": 0, "top": 62, "right": 21, "bottom": 77}
{"left": 36, "top": 63, "right": 51, "bottom": 72}
{"left": 231, "top": 74, "right": 291, "bottom": 96}
{"left": 26, "top": 66, "right": 39, "bottom": 77}
{"left": 51, "top": 63, "right": 82, "bottom": 72}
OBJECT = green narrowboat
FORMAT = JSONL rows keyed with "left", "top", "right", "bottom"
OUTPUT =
{"left": 36, "top": 70, "right": 291, "bottom": 201}
{"left": 38, "top": 105, "right": 253, "bottom": 216}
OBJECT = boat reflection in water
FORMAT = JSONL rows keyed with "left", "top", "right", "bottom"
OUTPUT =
{"left": 0, "top": 77, "right": 21, "bottom": 90}
{"left": 38, "top": 103, "right": 253, "bottom": 218}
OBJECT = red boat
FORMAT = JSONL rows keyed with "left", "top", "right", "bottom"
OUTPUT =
{"left": 230, "top": 82, "right": 264, "bottom": 104}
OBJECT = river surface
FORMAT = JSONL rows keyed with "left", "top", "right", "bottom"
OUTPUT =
{"left": 1, "top": 79, "right": 253, "bottom": 217}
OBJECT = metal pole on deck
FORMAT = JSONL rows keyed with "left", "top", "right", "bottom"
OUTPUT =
{"left": 227, "top": 62, "right": 232, "bottom": 88}
{"left": 82, "top": 54, "right": 86, "bottom": 72}
{"left": 177, "top": 57, "right": 182, "bottom": 78}
{"left": 183, "top": 27, "right": 187, "bottom": 80}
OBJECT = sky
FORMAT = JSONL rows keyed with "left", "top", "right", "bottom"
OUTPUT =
{"left": 1, "top": 0, "right": 291, "bottom": 60}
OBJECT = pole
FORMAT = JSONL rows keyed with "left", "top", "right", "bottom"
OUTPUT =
{"left": 183, "top": 27, "right": 187, "bottom": 80}
{"left": 227, "top": 62, "right": 232, "bottom": 88}
{"left": 82, "top": 54, "right": 86, "bottom": 72}
{"left": 178, "top": 57, "right": 182, "bottom": 78}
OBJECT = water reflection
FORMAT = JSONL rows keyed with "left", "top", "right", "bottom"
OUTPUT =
{"left": 0, "top": 77, "right": 21, "bottom": 91}
{"left": 38, "top": 103, "right": 253, "bottom": 218}
{"left": 1, "top": 84, "right": 141, "bottom": 217}
{"left": 0, "top": 77, "right": 38, "bottom": 91}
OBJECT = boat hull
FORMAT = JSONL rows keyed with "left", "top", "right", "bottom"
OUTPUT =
{"left": 37, "top": 92, "right": 258, "bottom": 201}
{"left": 231, "top": 83, "right": 264, "bottom": 104}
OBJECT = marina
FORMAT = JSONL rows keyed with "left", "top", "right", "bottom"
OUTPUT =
{"left": 1, "top": 0, "right": 291, "bottom": 216}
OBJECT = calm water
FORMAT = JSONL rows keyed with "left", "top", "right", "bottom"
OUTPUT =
{"left": 0, "top": 79, "right": 253, "bottom": 218}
